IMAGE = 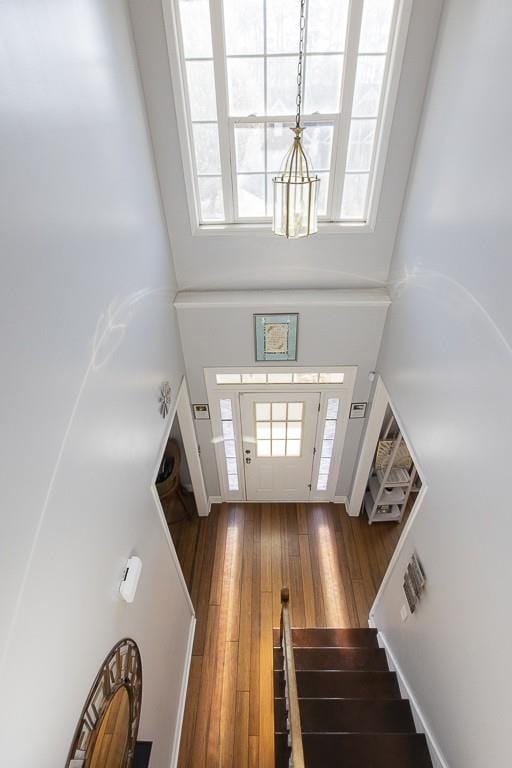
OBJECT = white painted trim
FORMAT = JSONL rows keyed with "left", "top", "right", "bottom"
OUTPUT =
{"left": 176, "top": 378, "right": 210, "bottom": 516}
{"left": 349, "top": 375, "right": 390, "bottom": 516}
{"left": 208, "top": 495, "right": 223, "bottom": 509}
{"left": 205, "top": 367, "right": 357, "bottom": 503}
{"left": 333, "top": 495, "right": 348, "bottom": 506}
{"left": 150, "top": 484, "right": 195, "bottom": 617}
{"left": 169, "top": 615, "right": 196, "bottom": 768}
{"left": 369, "top": 481, "right": 427, "bottom": 615}
{"left": 368, "top": 626, "right": 450, "bottom": 768}
{"left": 175, "top": 289, "right": 391, "bottom": 309}
{"left": 366, "top": 0, "right": 414, "bottom": 230}
{"left": 189, "top": 221, "right": 376, "bottom": 237}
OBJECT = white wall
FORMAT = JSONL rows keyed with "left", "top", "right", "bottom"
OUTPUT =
{"left": 0, "top": 2, "right": 192, "bottom": 766}
{"left": 175, "top": 290, "right": 389, "bottom": 499}
{"left": 372, "top": 1, "right": 512, "bottom": 766}
{"left": 128, "top": 0, "right": 443, "bottom": 292}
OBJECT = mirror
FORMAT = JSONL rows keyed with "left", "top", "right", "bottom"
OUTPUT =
{"left": 87, "top": 686, "right": 130, "bottom": 768}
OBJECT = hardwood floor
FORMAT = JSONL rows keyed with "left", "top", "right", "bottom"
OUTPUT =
{"left": 170, "top": 502, "right": 410, "bottom": 768}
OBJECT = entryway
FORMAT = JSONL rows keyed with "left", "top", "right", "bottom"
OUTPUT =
{"left": 206, "top": 367, "right": 357, "bottom": 503}
{"left": 241, "top": 392, "right": 320, "bottom": 501}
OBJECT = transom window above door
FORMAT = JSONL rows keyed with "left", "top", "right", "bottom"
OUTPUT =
{"left": 166, "top": 0, "right": 410, "bottom": 229}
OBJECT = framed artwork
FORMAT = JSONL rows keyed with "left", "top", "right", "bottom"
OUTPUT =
{"left": 254, "top": 313, "right": 298, "bottom": 361}
{"left": 350, "top": 402, "right": 368, "bottom": 419}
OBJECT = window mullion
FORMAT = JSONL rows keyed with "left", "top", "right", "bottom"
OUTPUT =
{"left": 210, "top": 0, "right": 235, "bottom": 222}
{"left": 330, "top": 0, "right": 364, "bottom": 220}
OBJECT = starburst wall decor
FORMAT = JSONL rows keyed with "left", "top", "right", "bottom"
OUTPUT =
{"left": 159, "top": 381, "right": 172, "bottom": 418}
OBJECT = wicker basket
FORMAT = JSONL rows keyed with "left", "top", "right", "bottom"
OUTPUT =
{"left": 375, "top": 439, "right": 412, "bottom": 471}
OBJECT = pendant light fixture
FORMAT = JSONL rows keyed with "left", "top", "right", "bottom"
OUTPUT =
{"left": 272, "top": 0, "right": 319, "bottom": 239}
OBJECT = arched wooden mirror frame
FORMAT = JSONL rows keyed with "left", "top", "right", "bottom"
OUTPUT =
{"left": 65, "top": 638, "right": 142, "bottom": 768}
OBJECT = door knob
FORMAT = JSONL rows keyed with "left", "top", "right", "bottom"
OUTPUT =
{"left": 245, "top": 457, "right": 252, "bottom": 464}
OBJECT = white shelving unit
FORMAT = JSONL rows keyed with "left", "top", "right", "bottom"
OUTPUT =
{"left": 365, "top": 414, "right": 420, "bottom": 524}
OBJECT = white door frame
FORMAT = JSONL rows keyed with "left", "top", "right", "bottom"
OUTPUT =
{"left": 175, "top": 378, "right": 209, "bottom": 516}
{"left": 205, "top": 366, "right": 357, "bottom": 503}
{"left": 348, "top": 374, "right": 426, "bottom": 517}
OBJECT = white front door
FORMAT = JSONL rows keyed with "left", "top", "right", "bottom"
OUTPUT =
{"left": 240, "top": 392, "right": 320, "bottom": 501}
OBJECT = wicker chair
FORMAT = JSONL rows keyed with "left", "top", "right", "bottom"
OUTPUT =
{"left": 156, "top": 439, "right": 191, "bottom": 521}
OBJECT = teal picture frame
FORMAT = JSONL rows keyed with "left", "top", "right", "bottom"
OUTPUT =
{"left": 254, "top": 313, "right": 298, "bottom": 361}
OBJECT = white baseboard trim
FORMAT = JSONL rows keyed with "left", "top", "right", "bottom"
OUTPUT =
{"left": 369, "top": 624, "right": 450, "bottom": 768}
{"left": 333, "top": 495, "right": 348, "bottom": 506}
{"left": 170, "top": 616, "right": 196, "bottom": 768}
{"left": 207, "top": 496, "right": 222, "bottom": 514}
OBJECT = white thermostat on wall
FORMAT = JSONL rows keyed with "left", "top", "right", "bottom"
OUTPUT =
{"left": 119, "top": 555, "right": 143, "bottom": 603}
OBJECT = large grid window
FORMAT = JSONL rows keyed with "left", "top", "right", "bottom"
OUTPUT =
{"left": 172, "top": 0, "right": 403, "bottom": 226}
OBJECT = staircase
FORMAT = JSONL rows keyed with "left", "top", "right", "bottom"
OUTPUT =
{"left": 273, "top": 626, "right": 433, "bottom": 767}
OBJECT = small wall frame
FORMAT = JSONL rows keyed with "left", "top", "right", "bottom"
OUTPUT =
{"left": 254, "top": 313, "right": 298, "bottom": 361}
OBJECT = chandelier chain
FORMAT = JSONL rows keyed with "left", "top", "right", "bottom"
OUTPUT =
{"left": 295, "top": 0, "right": 307, "bottom": 129}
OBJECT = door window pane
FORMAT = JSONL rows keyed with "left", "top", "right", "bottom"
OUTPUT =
{"left": 222, "top": 420, "right": 235, "bottom": 440}
{"left": 258, "top": 439, "right": 271, "bottom": 456}
{"left": 293, "top": 373, "right": 319, "bottom": 383}
{"left": 272, "top": 439, "right": 286, "bottom": 457}
{"left": 257, "top": 422, "right": 271, "bottom": 439}
{"left": 220, "top": 398, "right": 233, "bottom": 420}
{"left": 287, "top": 422, "right": 302, "bottom": 440}
{"left": 220, "top": 396, "right": 239, "bottom": 492}
{"left": 255, "top": 400, "right": 304, "bottom": 457}
{"left": 228, "top": 474, "right": 239, "bottom": 491}
{"left": 256, "top": 402, "right": 271, "bottom": 421}
{"left": 287, "top": 402, "right": 304, "bottom": 420}
{"left": 286, "top": 440, "right": 301, "bottom": 457}
{"left": 267, "top": 373, "right": 293, "bottom": 384}
{"left": 326, "top": 397, "right": 340, "bottom": 420}
{"left": 271, "top": 422, "right": 286, "bottom": 439}
{"left": 272, "top": 402, "right": 287, "bottom": 420}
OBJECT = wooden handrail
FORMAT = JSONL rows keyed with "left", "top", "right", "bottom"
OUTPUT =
{"left": 280, "top": 588, "right": 305, "bottom": 768}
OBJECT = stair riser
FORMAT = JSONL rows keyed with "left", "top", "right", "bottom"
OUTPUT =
{"left": 274, "top": 670, "right": 401, "bottom": 699}
{"left": 272, "top": 627, "right": 379, "bottom": 649}
{"left": 274, "top": 733, "right": 433, "bottom": 768}
{"left": 274, "top": 698, "right": 416, "bottom": 734}
{"left": 274, "top": 647, "right": 389, "bottom": 671}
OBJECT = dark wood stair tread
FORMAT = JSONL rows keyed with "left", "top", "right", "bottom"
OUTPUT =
{"left": 274, "top": 670, "right": 401, "bottom": 699}
{"left": 272, "top": 627, "right": 378, "bottom": 649}
{"left": 275, "top": 698, "right": 415, "bottom": 734}
{"left": 275, "top": 733, "right": 433, "bottom": 768}
{"left": 274, "top": 646, "right": 389, "bottom": 671}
